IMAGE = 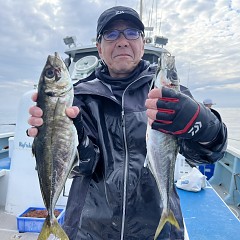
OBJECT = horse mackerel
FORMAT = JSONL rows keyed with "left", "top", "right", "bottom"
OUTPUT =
{"left": 32, "top": 52, "right": 78, "bottom": 240}
{"left": 145, "top": 54, "right": 181, "bottom": 240}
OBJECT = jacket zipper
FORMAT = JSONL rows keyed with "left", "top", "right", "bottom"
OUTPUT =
{"left": 119, "top": 73, "right": 154, "bottom": 240}
{"left": 120, "top": 109, "right": 128, "bottom": 240}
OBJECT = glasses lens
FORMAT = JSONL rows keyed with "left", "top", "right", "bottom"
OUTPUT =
{"left": 103, "top": 29, "right": 141, "bottom": 41}
{"left": 103, "top": 30, "right": 120, "bottom": 41}
{"left": 124, "top": 29, "right": 140, "bottom": 40}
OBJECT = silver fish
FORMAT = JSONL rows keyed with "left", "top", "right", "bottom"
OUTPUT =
{"left": 145, "top": 53, "right": 180, "bottom": 240}
{"left": 32, "top": 52, "right": 78, "bottom": 240}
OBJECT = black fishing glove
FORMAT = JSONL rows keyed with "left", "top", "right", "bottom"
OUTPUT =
{"left": 72, "top": 112, "right": 99, "bottom": 176}
{"left": 73, "top": 112, "right": 85, "bottom": 143}
{"left": 151, "top": 87, "right": 221, "bottom": 143}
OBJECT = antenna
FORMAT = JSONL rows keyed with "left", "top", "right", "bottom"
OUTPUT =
{"left": 159, "top": 10, "right": 163, "bottom": 36}
{"left": 140, "top": 0, "right": 143, "bottom": 20}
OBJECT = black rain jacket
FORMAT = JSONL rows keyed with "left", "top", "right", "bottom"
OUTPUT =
{"left": 63, "top": 62, "right": 227, "bottom": 240}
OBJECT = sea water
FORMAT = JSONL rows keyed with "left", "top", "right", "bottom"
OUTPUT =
{"left": 216, "top": 107, "right": 240, "bottom": 150}
{"left": 0, "top": 110, "right": 16, "bottom": 134}
{"left": 0, "top": 107, "right": 240, "bottom": 150}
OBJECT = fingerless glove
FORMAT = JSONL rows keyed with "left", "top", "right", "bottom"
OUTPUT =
{"left": 151, "top": 87, "right": 221, "bottom": 143}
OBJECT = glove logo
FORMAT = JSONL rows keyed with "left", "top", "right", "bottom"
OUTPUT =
{"left": 188, "top": 121, "right": 202, "bottom": 136}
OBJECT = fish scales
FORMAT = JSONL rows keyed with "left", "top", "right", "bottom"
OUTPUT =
{"left": 146, "top": 54, "right": 181, "bottom": 240}
{"left": 32, "top": 52, "right": 78, "bottom": 240}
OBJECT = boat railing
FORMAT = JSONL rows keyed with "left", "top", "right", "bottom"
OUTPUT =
{"left": 0, "top": 132, "right": 14, "bottom": 154}
{"left": 209, "top": 145, "right": 240, "bottom": 217}
{"left": 0, "top": 132, "right": 14, "bottom": 172}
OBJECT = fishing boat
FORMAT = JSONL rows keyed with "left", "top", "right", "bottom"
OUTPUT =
{"left": 0, "top": 27, "right": 240, "bottom": 240}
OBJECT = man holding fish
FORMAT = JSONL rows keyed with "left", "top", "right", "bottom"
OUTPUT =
{"left": 27, "top": 6, "right": 227, "bottom": 240}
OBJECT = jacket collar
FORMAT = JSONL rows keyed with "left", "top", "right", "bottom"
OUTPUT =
{"left": 74, "top": 60, "right": 156, "bottom": 97}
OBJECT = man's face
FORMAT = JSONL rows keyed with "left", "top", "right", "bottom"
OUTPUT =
{"left": 96, "top": 20, "right": 145, "bottom": 78}
{"left": 205, "top": 104, "right": 212, "bottom": 109}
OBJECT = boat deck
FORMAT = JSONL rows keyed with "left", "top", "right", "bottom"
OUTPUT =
{"left": 0, "top": 207, "right": 38, "bottom": 240}
{"left": 0, "top": 207, "right": 59, "bottom": 240}
{"left": 0, "top": 184, "right": 239, "bottom": 239}
{"left": 177, "top": 184, "right": 240, "bottom": 240}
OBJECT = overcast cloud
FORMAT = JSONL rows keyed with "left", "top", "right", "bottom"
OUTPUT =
{"left": 0, "top": 0, "right": 239, "bottom": 122}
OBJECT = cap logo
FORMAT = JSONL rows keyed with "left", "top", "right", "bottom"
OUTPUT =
{"left": 116, "top": 10, "right": 124, "bottom": 15}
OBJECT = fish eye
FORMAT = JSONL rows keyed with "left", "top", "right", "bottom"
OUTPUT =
{"left": 45, "top": 68, "right": 55, "bottom": 78}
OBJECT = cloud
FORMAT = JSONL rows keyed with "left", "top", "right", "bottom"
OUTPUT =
{"left": 0, "top": 0, "right": 239, "bottom": 119}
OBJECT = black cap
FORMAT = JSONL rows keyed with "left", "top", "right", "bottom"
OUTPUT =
{"left": 97, "top": 6, "right": 145, "bottom": 37}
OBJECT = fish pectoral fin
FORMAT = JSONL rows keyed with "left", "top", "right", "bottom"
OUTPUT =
{"left": 154, "top": 210, "right": 180, "bottom": 240}
{"left": 37, "top": 217, "right": 69, "bottom": 240}
{"left": 68, "top": 151, "right": 81, "bottom": 178}
{"left": 71, "top": 151, "right": 79, "bottom": 168}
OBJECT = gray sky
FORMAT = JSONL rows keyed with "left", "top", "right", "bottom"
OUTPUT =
{"left": 0, "top": 0, "right": 239, "bottom": 120}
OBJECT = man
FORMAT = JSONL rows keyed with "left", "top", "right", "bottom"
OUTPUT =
{"left": 203, "top": 98, "right": 216, "bottom": 109}
{"left": 28, "top": 6, "right": 227, "bottom": 240}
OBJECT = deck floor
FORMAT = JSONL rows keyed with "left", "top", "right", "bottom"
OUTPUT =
{"left": 0, "top": 207, "right": 39, "bottom": 239}
{"left": 0, "top": 207, "right": 188, "bottom": 240}
{"left": 0, "top": 207, "right": 56, "bottom": 240}
{"left": 1, "top": 185, "right": 239, "bottom": 239}
{"left": 177, "top": 185, "right": 240, "bottom": 240}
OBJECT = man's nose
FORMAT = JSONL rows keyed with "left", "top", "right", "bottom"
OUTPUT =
{"left": 117, "top": 33, "right": 129, "bottom": 46}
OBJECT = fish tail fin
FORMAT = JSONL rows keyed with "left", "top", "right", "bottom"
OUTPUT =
{"left": 37, "top": 216, "right": 69, "bottom": 240}
{"left": 37, "top": 218, "right": 51, "bottom": 240}
{"left": 168, "top": 209, "right": 180, "bottom": 230}
{"left": 154, "top": 210, "right": 180, "bottom": 240}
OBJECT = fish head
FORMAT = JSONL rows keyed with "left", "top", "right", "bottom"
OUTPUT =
{"left": 39, "top": 52, "right": 72, "bottom": 96}
{"left": 155, "top": 53, "right": 180, "bottom": 91}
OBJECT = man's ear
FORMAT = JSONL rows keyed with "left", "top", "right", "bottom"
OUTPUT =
{"left": 96, "top": 42, "right": 102, "bottom": 56}
{"left": 141, "top": 38, "right": 145, "bottom": 57}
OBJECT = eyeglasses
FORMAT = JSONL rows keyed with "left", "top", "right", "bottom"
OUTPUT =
{"left": 100, "top": 28, "right": 143, "bottom": 41}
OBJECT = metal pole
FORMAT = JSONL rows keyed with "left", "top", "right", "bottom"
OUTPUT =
{"left": 140, "top": 0, "right": 143, "bottom": 20}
